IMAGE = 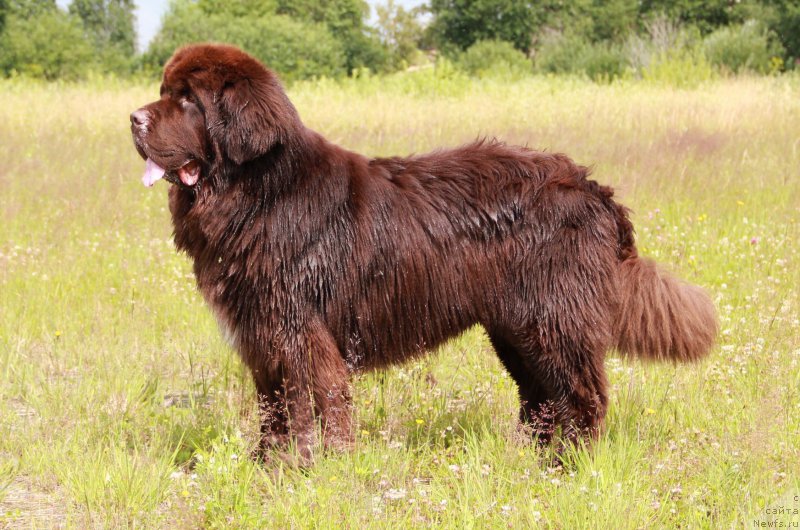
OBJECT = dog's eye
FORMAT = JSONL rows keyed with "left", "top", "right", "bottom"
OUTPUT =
{"left": 179, "top": 93, "right": 200, "bottom": 107}
{"left": 178, "top": 96, "right": 194, "bottom": 108}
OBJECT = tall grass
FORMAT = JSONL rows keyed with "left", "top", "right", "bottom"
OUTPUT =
{"left": 1, "top": 74, "right": 798, "bottom": 528}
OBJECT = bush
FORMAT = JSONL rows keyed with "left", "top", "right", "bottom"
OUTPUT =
{"left": 384, "top": 57, "right": 471, "bottom": 97}
{"left": 533, "top": 31, "right": 586, "bottom": 75}
{"left": 457, "top": 39, "right": 531, "bottom": 79}
{"left": 144, "top": 2, "right": 346, "bottom": 82}
{"left": 769, "top": 5, "right": 800, "bottom": 67}
{"left": 703, "top": 20, "right": 785, "bottom": 74}
{"left": 534, "top": 32, "right": 628, "bottom": 82}
{"left": 624, "top": 15, "right": 717, "bottom": 86}
{"left": 0, "top": 11, "right": 94, "bottom": 80}
{"left": 580, "top": 42, "right": 628, "bottom": 81}
{"left": 337, "top": 28, "right": 390, "bottom": 75}
{"left": 641, "top": 48, "right": 716, "bottom": 88}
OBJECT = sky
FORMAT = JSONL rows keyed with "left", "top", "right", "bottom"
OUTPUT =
{"left": 57, "top": 1, "right": 426, "bottom": 52}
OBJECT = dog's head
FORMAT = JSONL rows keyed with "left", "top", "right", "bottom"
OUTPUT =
{"left": 130, "top": 44, "right": 300, "bottom": 188}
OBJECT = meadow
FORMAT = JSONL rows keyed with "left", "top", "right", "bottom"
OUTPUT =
{"left": 0, "top": 71, "right": 798, "bottom": 528}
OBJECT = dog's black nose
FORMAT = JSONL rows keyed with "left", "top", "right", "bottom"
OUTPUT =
{"left": 130, "top": 109, "right": 148, "bottom": 126}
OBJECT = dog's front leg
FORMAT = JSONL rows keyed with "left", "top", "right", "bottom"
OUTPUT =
{"left": 251, "top": 319, "right": 353, "bottom": 463}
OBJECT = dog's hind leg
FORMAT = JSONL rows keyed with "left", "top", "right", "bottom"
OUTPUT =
{"left": 524, "top": 229, "right": 618, "bottom": 445}
{"left": 490, "top": 325, "right": 610, "bottom": 446}
{"left": 488, "top": 331, "right": 557, "bottom": 443}
{"left": 536, "top": 336, "right": 609, "bottom": 445}
{"left": 490, "top": 216, "right": 620, "bottom": 445}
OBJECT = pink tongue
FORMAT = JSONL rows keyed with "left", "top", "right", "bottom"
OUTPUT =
{"left": 142, "top": 158, "right": 166, "bottom": 187}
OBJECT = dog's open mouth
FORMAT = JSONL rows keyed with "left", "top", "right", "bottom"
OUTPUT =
{"left": 142, "top": 158, "right": 200, "bottom": 188}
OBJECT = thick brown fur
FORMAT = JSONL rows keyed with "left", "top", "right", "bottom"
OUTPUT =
{"left": 615, "top": 258, "right": 718, "bottom": 362}
{"left": 130, "top": 44, "right": 718, "bottom": 459}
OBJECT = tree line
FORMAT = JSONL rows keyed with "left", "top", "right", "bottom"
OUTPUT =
{"left": 0, "top": 0, "right": 798, "bottom": 81}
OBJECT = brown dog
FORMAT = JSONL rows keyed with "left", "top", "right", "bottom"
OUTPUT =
{"left": 130, "top": 44, "right": 717, "bottom": 460}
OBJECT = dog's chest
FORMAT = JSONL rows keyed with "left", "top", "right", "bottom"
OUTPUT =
{"left": 193, "top": 264, "right": 242, "bottom": 350}
{"left": 208, "top": 297, "right": 240, "bottom": 349}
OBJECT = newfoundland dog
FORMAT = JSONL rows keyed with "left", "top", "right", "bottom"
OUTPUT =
{"left": 130, "top": 44, "right": 717, "bottom": 459}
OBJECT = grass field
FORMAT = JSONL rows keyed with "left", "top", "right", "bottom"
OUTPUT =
{"left": 1, "top": 73, "right": 799, "bottom": 528}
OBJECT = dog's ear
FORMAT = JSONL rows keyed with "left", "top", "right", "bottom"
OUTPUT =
{"left": 198, "top": 73, "right": 300, "bottom": 166}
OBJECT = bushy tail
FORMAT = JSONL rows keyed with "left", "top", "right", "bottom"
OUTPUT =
{"left": 614, "top": 257, "right": 718, "bottom": 362}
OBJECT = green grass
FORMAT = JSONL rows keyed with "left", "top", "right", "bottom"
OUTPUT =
{"left": 1, "top": 73, "right": 798, "bottom": 528}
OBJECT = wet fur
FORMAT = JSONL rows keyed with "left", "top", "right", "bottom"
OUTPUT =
{"left": 131, "top": 44, "right": 718, "bottom": 458}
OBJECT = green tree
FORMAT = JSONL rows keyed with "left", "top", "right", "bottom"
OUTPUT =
{"left": 276, "top": 0, "right": 365, "bottom": 28}
{"left": 771, "top": 3, "right": 800, "bottom": 63}
{"left": 427, "top": 0, "right": 547, "bottom": 53}
{"left": 0, "top": 7, "right": 93, "bottom": 79}
{"left": 5, "top": 0, "right": 56, "bottom": 17}
{"left": 0, "top": 0, "right": 7, "bottom": 34}
{"left": 69, "top": 0, "right": 136, "bottom": 74}
{"left": 196, "top": 0, "right": 276, "bottom": 18}
{"left": 144, "top": 0, "right": 346, "bottom": 81}
{"left": 375, "top": 0, "right": 424, "bottom": 68}
{"left": 585, "top": 0, "right": 639, "bottom": 42}
{"left": 639, "top": 0, "right": 736, "bottom": 35}
{"left": 276, "top": 0, "right": 388, "bottom": 73}
{"left": 528, "top": 0, "right": 638, "bottom": 44}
